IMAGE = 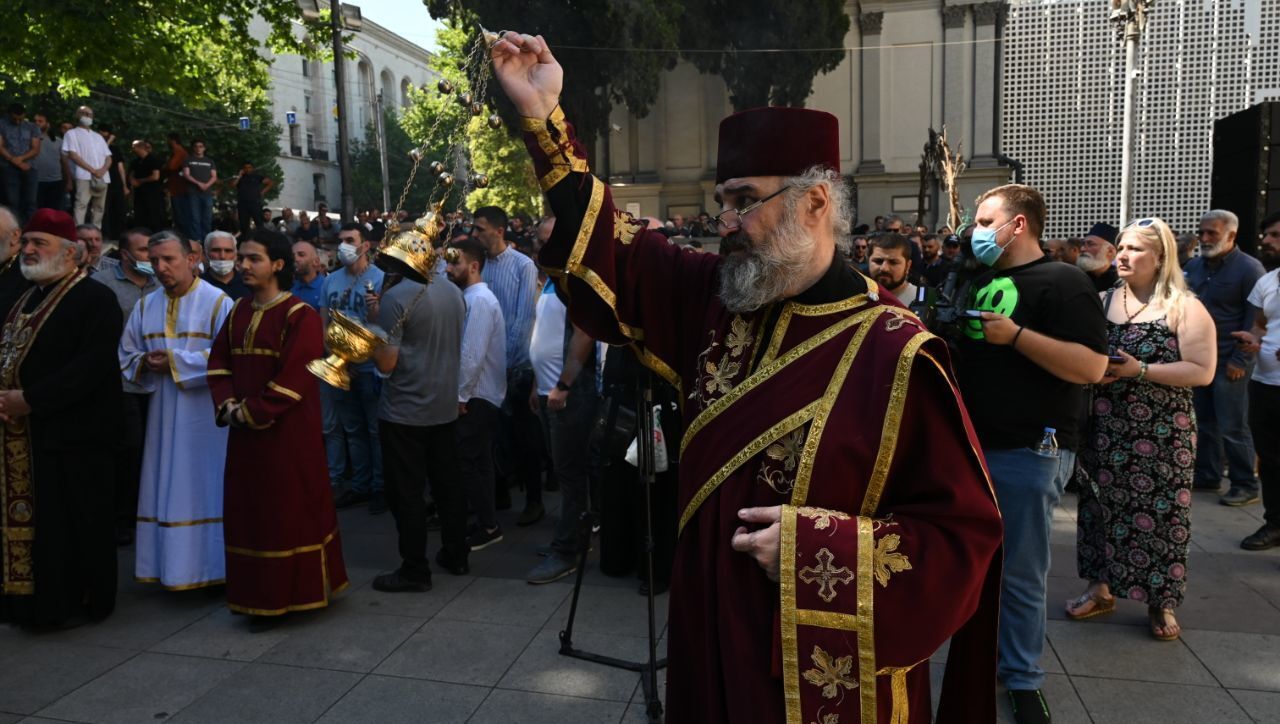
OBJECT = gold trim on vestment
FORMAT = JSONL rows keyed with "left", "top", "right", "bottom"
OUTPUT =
{"left": 238, "top": 402, "right": 272, "bottom": 430}
{"left": 136, "top": 516, "right": 223, "bottom": 527}
{"left": 919, "top": 350, "right": 1001, "bottom": 509}
{"left": 856, "top": 517, "right": 877, "bottom": 724}
{"left": 231, "top": 347, "right": 281, "bottom": 357}
{"left": 677, "top": 401, "right": 820, "bottom": 534}
{"left": 790, "top": 312, "right": 884, "bottom": 505}
{"left": 759, "top": 304, "right": 795, "bottom": 368}
{"left": 207, "top": 369, "right": 232, "bottom": 376}
{"left": 796, "top": 609, "right": 861, "bottom": 630}
{"left": 681, "top": 306, "right": 883, "bottom": 456}
{"left": 142, "top": 331, "right": 213, "bottom": 340}
{"left": 630, "top": 342, "right": 680, "bottom": 390}
{"left": 780, "top": 505, "right": 802, "bottom": 724}
{"left": 790, "top": 293, "right": 872, "bottom": 317}
{"left": 135, "top": 577, "right": 225, "bottom": 591}
{"left": 267, "top": 381, "right": 303, "bottom": 401}
{"left": 226, "top": 530, "right": 338, "bottom": 558}
{"left": 210, "top": 292, "right": 230, "bottom": 335}
{"left": 860, "top": 331, "right": 932, "bottom": 516}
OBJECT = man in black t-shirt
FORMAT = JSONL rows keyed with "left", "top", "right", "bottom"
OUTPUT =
{"left": 955, "top": 184, "right": 1108, "bottom": 724}
{"left": 231, "top": 162, "right": 273, "bottom": 234}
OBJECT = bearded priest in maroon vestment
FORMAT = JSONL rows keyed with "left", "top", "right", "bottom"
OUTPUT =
{"left": 491, "top": 33, "right": 1004, "bottom": 724}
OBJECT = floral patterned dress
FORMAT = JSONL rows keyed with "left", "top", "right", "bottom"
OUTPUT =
{"left": 1077, "top": 316, "right": 1195, "bottom": 609}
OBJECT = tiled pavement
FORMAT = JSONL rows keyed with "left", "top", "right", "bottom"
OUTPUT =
{"left": 2, "top": 488, "right": 1277, "bottom": 723}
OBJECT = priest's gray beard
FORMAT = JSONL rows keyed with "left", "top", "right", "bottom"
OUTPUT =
{"left": 20, "top": 255, "right": 70, "bottom": 283}
{"left": 717, "top": 200, "right": 816, "bottom": 313}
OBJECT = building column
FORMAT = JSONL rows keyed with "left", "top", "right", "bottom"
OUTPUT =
{"left": 941, "top": 4, "right": 973, "bottom": 156}
{"left": 856, "top": 10, "right": 885, "bottom": 174}
{"left": 970, "top": 1, "right": 1003, "bottom": 167}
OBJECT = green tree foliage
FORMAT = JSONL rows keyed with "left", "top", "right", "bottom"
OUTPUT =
{"left": 350, "top": 107, "right": 434, "bottom": 214}
{"left": 0, "top": 0, "right": 323, "bottom": 110}
{"left": 424, "top": 0, "right": 682, "bottom": 162}
{"left": 25, "top": 90, "right": 283, "bottom": 205}
{"left": 397, "top": 21, "right": 540, "bottom": 217}
{"left": 679, "top": 0, "right": 850, "bottom": 110}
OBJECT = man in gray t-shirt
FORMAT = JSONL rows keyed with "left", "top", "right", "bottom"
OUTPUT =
{"left": 369, "top": 255, "right": 469, "bottom": 591}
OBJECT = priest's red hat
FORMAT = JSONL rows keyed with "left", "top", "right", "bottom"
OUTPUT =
{"left": 716, "top": 107, "right": 841, "bottom": 183}
{"left": 22, "top": 208, "right": 77, "bottom": 242}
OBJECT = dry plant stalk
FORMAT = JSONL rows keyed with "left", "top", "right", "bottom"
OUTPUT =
{"left": 935, "top": 126, "right": 967, "bottom": 231}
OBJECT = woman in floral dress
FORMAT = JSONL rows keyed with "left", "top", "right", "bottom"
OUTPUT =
{"left": 1066, "top": 217, "right": 1217, "bottom": 640}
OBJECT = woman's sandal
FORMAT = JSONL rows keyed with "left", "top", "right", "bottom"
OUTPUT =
{"left": 1065, "top": 590, "right": 1116, "bottom": 620}
{"left": 1149, "top": 607, "right": 1181, "bottom": 641}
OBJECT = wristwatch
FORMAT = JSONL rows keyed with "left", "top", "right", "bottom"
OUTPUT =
{"left": 555, "top": 380, "right": 571, "bottom": 392}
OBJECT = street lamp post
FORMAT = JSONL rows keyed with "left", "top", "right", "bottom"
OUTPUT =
{"left": 1111, "top": 0, "right": 1154, "bottom": 227}
{"left": 330, "top": 0, "right": 355, "bottom": 222}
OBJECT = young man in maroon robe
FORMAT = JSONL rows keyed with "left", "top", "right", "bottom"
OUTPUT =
{"left": 491, "top": 33, "right": 1004, "bottom": 723}
{"left": 208, "top": 228, "right": 348, "bottom": 629}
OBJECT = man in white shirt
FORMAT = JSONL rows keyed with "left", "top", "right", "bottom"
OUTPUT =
{"left": 868, "top": 232, "right": 918, "bottom": 305}
{"left": 60, "top": 106, "right": 112, "bottom": 225}
{"left": 1233, "top": 211, "right": 1280, "bottom": 550}
{"left": 446, "top": 239, "right": 508, "bottom": 551}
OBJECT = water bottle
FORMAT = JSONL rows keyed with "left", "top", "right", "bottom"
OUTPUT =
{"left": 1034, "top": 427, "right": 1060, "bottom": 459}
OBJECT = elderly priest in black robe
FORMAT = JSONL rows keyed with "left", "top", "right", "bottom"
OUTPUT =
{"left": 0, "top": 208, "right": 123, "bottom": 627}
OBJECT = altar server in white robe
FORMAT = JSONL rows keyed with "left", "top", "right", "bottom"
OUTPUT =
{"left": 121, "top": 230, "right": 234, "bottom": 589}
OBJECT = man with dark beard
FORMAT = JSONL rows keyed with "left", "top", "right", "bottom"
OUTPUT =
{"left": 868, "top": 233, "right": 917, "bottom": 305}
{"left": 491, "top": 32, "right": 1002, "bottom": 724}
{"left": 0, "top": 208, "right": 122, "bottom": 627}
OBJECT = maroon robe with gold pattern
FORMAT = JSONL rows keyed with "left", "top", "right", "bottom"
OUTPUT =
{"left": 207, "top": 294, "right": 348, "bottom": 616}
{"left": 522, "top": 107, "right": 1003, "bottom": 723}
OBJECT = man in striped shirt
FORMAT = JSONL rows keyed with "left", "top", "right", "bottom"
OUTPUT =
{"left": 473, "top": 206, "right": 545, "bottom": 525}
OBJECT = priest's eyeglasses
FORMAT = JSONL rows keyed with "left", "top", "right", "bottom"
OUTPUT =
{"left": 712, "top": 185, "right": 792, "bottom": 232}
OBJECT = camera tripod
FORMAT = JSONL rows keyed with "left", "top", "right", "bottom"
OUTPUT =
{"left": 558, "top": 375, "right": 668, "bottom": 724}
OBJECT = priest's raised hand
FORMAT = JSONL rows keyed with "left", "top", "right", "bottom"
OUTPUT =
{"left": 490, "top": 31, "right": 561, "bottom": 120}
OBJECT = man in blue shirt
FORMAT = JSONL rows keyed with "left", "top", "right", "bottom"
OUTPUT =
{"left": 290, "top": 239, "right": 325, "bottom": 309}
{"left": 1185, "top": 209, "right": 1266, "bottom": 505}
{"left": 320, "top": 223, "right": 386, "bottom": 513}
{"left": 474, "top": 205, "right": 544, "bottom": 525}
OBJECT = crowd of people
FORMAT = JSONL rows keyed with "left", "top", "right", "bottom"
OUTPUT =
{"left": 4, "top": 53, "right": 1280, "bottom": 723}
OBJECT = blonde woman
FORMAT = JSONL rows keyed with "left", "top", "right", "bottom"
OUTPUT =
{"left": 1065, "top": 217, "right": 1216, "bottom": 641}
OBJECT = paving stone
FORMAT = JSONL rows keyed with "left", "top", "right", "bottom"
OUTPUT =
{"left": 316, "top": 675, "right": 488, "bottom": 724}
{"left": 169, "top": 662, "right": 360, "bottom": 724}
{"left": 498, "top": 629, "right": 652, "bottom": 702}
{"left": 1229, "top": 689, "right": 1280, "bottom": 723}
{"left": 258, "top": 611, "right": 422, "bottom": 673}
{"left": 542, "top": 584, "right": 669, "bottom": 639}
{"left": 374, "top": 619, "right": 537, "bottom": 686}
{"left": 467, "top": 688, "right": 627, "bottom": 724}
{"left": 1073, "top": 677, "right": 1253, "bottom": 723}
{"left": 1181, "top": 630, "right": 1280, "bottom": 691}
{"left": 43, "top": 590, "right": 224, "bottom": 651}
{"left": 435, "top": 576, "right": 569, "bottom": 628}
{"left": 149, "top": 607, "right": 292, "bottom": 661}
{"left": 997, "top": 676, "right": 1090, "bottom": 724}
{"left": 36, "top": 652, "right": 242, "bottom": 724}
{"left": 0, "top": 640, "right": 134, "bottom": 715}
{"left": 340, "top": 570, "right": 474, "bottom": 620}
{"left": 1046, "top": 620, "right": 1216, "bottom": 685}
{"left": 0, "top": 715, "right": 15, "bottom": 724}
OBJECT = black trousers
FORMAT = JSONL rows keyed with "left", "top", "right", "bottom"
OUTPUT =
{"left": 379, "top": 419, "right": 468, "bottom": 577}
{"left": 457, "top": 398, "right": 500, "bottom": 530}
{"left": 497, "top": 367, "right": 545, "bottom": 504}
{"left": 1249, "top": 381, "right": 1280, "bottom": 527}
{"left": 116, "top": 392, "right": 150, "bottom": 532}
{"left": 238, "top": 200, "right": 264, "bottom": 234}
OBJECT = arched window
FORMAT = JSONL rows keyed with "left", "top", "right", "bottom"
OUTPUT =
{"left": 400, "top": 77, "right": 413, "bottom": 108}
{"left": 380, "top": 68, "right": 395, "bottom": 110}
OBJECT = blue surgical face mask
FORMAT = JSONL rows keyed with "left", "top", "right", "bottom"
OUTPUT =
{"left": 970, "top": 219, "right": 1016, "bottom": 267}
{"left": 134, "top": 260, "right": 155, "bottom": 276}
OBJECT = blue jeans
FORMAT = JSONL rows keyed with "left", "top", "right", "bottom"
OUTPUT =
{"left": 986, "top": 445, "right": 1077, "bottom": 691}
{"left": 336, "top": 369, "right": 382, "bottom": 494}
{"left": 1, "top": 165, "right": 37, "bottom": 223}
{"left": 539, "top": 391, "right": 599, "bottom": 555}
{"left": 1193, "top": 362, "right": 1258, "bottom": 493}
{"left": 320, "top": 382, "right": 349, "bottom": 485}
{"left": 187, "top": 193, "right": 213, "bottom": 244}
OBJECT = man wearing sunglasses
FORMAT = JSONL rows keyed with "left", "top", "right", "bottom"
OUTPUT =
{"left": 491, "top": 31, "right": 1003, "bottom": 724}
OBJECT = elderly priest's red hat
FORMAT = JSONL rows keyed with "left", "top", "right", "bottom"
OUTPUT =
{"left": 716, "top": 107, "right": 841, "bottom": 183}
{"left": 22, "top": 208, "right": 77, "bottom": 241}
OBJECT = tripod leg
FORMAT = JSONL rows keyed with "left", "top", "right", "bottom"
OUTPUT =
{"left": 558, "top": 510, "right": 595, "bottom": 653}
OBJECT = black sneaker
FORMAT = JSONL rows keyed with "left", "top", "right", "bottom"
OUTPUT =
{"left": 333, "top": 490, "right": 370, "bottom": 509}
{"left": 468, "top": 526, "right": 504, "bottom": 552}
{"left": 1008, "top": 689, "right": 1051, "bottom": 724}
{"left": 1220, "top": 487, "right": 1261, "bottom": 507}
{"left": 1242, "top": 524, "right": 1280, "bottom": 551}
{"left": 372, "top": 569, "right": 432, "bottom": 593}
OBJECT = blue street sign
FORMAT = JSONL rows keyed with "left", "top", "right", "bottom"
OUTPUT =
{"left": 286, "top": 111, "right": 297, "bottom": 126}
{"left": 239, "top": 116, "right": 251, "bottom": 131}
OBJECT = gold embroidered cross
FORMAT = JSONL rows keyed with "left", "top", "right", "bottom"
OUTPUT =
{"left": 613, "top": 210, "right": 643, "bottom": 245}
{"left": 884, "top": 308, "right": 918, "bottom": 332}
{"left": 799, "top": 547, "right": 854, "bottom": 603}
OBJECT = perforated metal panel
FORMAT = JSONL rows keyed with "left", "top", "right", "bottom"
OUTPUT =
{"left": 1001, "top": 0, "right": 1280, "bottom": 238}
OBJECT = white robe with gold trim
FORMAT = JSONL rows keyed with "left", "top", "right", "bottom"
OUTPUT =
{"left": 120, "top": 278, "right": 233, "bottom": 589}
